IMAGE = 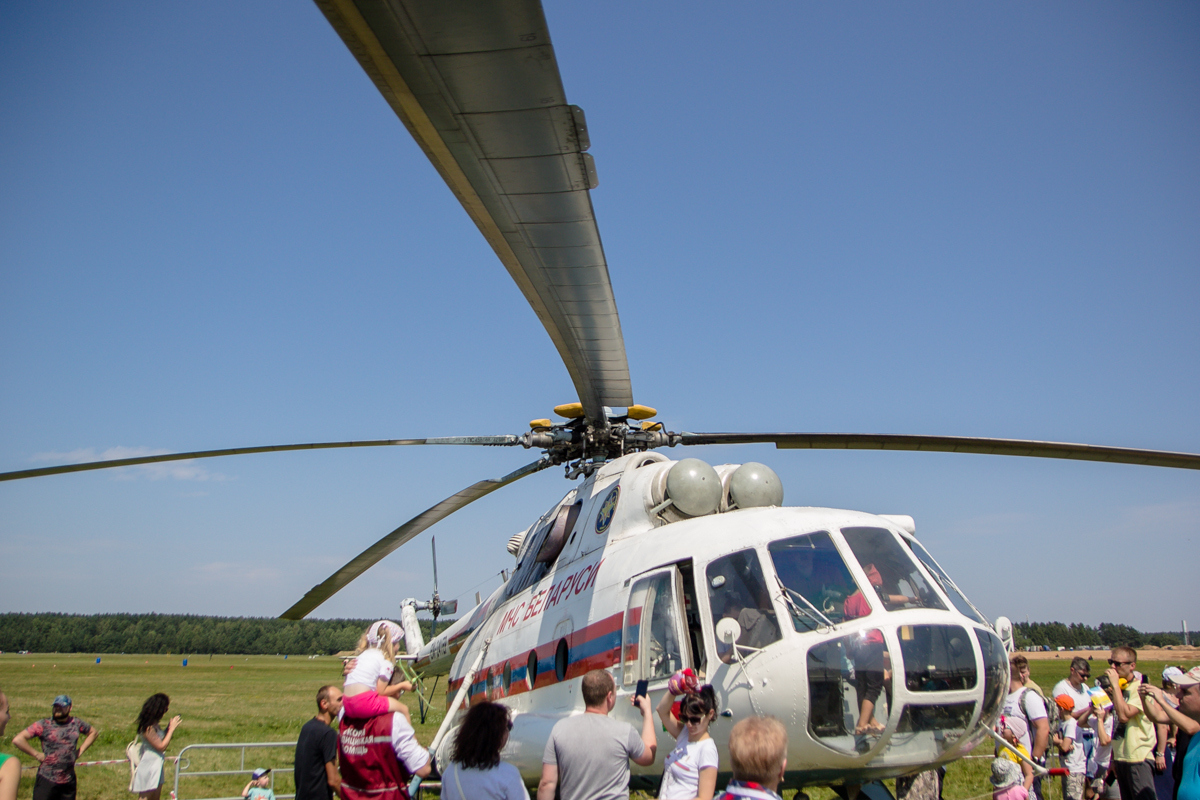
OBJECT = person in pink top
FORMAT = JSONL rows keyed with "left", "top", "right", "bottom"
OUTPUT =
{"left": 844, "top": 564, "right": 889, "bottom": 735}
{"left": 992, "top": 757, "right": 1030, "bottom": 800}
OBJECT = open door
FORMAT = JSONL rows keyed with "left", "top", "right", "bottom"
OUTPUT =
{"left": 621, "top": 566, "right": 690, "bottom": 687}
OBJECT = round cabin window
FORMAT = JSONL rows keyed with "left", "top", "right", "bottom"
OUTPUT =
{"left": 502, "top": 661, "right": 512, "bottom": 692}
{"left": 554, "top": 639, "right": 569, "bottom": 682}
{"left": 526, "top": 650, "right": 538, "bottom": 690}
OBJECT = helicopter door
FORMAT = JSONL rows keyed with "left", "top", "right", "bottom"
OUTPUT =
{"left": 621, "top": 567, "right": 689, "bottom": 687}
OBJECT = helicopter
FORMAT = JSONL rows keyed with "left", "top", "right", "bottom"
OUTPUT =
{"left": 2, "top": 0, "right": 1198, "bottom": 793}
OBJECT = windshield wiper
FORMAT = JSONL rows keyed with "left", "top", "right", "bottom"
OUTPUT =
{"left": 775, "top": 576, "right": 836, "bottom": 631}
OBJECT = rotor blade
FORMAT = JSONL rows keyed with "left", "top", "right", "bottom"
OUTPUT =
{"left": 280, "top": 457, "right": 552, "bottom": 620}
{"left": 678, "top": 432, "right": 1200, "bottom": 470}
{"left": 314, "top": 0, "right": 633, "bottom": 426}
{"left": 431, "top": 536, "right": 439, "bottom": 596}
{"left": 0, "top": 436, "right": 521, "bottom": 482}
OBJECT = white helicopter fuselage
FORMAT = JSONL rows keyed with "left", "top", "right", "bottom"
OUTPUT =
{"left": 411, "top": 451, "right": 1008, "bottom": 789}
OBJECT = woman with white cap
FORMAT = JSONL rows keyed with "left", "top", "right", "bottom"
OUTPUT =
{"left": 343, "top": 620, "right": 413, "bottom": 722}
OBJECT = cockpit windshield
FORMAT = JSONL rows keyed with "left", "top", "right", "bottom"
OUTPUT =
{"left": 904, "top": 537, "right": 988, "bottom": 624}
{"left": 840, "top": 527, "right": 947, "bottom": 611}
{"left": 768, "top": 531, "right": 864, "bottom": 632}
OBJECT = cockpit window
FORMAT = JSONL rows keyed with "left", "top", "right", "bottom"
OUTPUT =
{"left": 706, "top": 549, "right": 781, "bottom": 658}
{"left": 903, "top": 538, "right": 988, "bottom": 624}
{"left": 840, "top": 527, "right": 947, "bottom": 611}
{"left": 768, "top": 531, "right": 864, "bottom": 632}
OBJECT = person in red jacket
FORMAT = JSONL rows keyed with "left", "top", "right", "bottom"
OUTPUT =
{"left": 338, "top": 709, "right": 431, "bottom": 800}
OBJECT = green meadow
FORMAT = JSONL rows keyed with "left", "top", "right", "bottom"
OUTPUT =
{"left": 0, "top": 652, "right": 1178, "bottom": 800}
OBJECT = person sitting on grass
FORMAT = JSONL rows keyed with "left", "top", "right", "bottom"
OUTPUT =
{"left": 343, "top": 620, "right": 413, "bottom": 722}
{"left": 242, "top": 768, "right": 275, "bottom": 800}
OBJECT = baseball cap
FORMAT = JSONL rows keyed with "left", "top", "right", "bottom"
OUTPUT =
{"left": 1173, "top": 666, "right": 1200, "bottom": 688}
{"left": 1163, "top": 666, "right": 1185, "bottom": 685}
{"left": 251, "top": 768, "right": 271, "bottom": 780}
{"left": 53, "top": 695, "right": 72, "bottom": 708}
{"left": 1054, "top": 694, "right": 1075, "bottom": 713}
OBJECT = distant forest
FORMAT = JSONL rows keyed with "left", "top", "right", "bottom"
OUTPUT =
{"left": 1, "top": 613, "right": 1190, "bottom": 655}
{"left": 1013, "top": 621, "right": 1187, "bottom": 650}
{"left": 0, "top": 613, "right": 454, "bottom": 656}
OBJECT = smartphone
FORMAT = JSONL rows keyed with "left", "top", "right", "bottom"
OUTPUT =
{"left": 634, "top": 679, "right": 649, "bottom": 702}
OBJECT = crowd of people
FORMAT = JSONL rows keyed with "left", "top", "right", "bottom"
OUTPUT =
{"left": 992, "top": 650, "right": 1199, "bottom": 800}
{"left": 301, "top": 619, "right": 787, "bottom": 800}
{"left": 2, "top": 631, "right": 1196, "bottom": 800}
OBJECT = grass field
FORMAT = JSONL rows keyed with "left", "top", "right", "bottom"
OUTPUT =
{"left": 0, "top": 652, "right": 1184, "bottom": 800}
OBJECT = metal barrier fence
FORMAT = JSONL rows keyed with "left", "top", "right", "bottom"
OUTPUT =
{"left": 174, "top": 741, "right": 296, "bottom": 800}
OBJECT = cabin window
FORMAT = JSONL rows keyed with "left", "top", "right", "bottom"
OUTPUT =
{"left": 554, "top": 639, "right": 569, "bottom": 682}
{"left": 537, "top": 501, "right": 583, "bottom": 563}
{"left": 903, "top": 537, "right": 987, "bottom": 624}
{"left": 706, "top": 549, "right": 781, "bottom": 660}
{"left": 526, "top": 650, "right": 538, "bottom": 691}
{"left": 806, "top": 632, "right": 894, "bottom": 755}
{"left": 768, "top": 531, "right": 864, "bottom": 632}
{"left": 621, "top": 569, "right": 687, "bottom": 685}
{"left": 975, "top": 628, "right": 1008, "bottom": 721}
{"left": 502, "top": 661, "right": 512, "bottom": 692}
{"left": 897, "top": 624, "right": 977, "bottom": 691}
{"left": 840, "top": 527, "right": 946, "bottom": 612}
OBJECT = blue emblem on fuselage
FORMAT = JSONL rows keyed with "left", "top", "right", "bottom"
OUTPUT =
{"left": 595, "top": 485, "right": 619, "bottom": 534}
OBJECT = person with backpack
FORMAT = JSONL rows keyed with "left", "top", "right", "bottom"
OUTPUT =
{"left": 1005, "top": 655, "right": 1050, "bottom": 800}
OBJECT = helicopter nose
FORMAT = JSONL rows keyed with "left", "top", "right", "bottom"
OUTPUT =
{"left": 798, "top": 622, "right": 1008, "bottom": 766}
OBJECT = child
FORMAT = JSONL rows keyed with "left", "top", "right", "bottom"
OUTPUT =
{"left": 716, "top": 716, "right": 788, "bottom": 799}
{"left": 1053, "top": 694, "right": 1087, "bottom": 800}
{"left": 998, "top": 716, "right": 1035, "bottom": 790}
{"left": 242, "top": 768, "right": 275, "bottom": 800}
{"left": 343, "top": 620, "right": 413, "bottom": 721}
{"left": 1087, "top": 703, "right": 1118, "bottom": 800}
{"left": 992, "top": 758, "right": 1028, "bottom": 800}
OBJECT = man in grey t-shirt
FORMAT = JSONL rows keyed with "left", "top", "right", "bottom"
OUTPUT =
{"left": 537, "top": 669, "right": 658, "bottom": 800}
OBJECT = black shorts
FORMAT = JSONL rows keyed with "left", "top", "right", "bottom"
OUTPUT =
{"left": 32, "top": 775, "right": 77, "bottom": 800}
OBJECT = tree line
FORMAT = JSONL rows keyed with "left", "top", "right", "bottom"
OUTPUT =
{"left": 0, "top": 613, "right": 453, "bottom": 656}
{"left": 1013, "top": 621, "right": 1186, "bottom": 650}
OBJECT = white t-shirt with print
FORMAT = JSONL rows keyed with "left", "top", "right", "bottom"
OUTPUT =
{"left": 658, "top": 728, "right": 719, "bottom": 800}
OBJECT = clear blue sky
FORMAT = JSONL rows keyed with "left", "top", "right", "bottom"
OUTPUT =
{"left": 2, "top": 2, "right": 1197, "bottom": 633}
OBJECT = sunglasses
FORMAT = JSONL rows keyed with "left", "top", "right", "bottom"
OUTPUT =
{"left": 506, "top": 721, "right": 514, "bottom": 731}
{"left": 1108, "top": 659, "right": 1133, "bottom": 667}
{"left": 682, "top": 715, "right": 707, "bottom": 725}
